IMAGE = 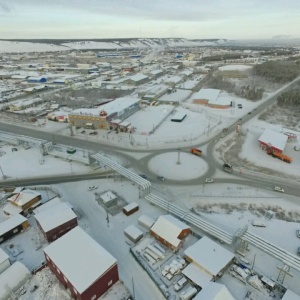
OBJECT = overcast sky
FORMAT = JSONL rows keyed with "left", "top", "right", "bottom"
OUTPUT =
{"left": 1, "top": 0, "right": 299, "bottom": 40}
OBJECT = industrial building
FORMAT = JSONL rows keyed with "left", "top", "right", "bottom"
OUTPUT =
{"left": 258, "top": 129, "right": 288, "bottom": 153}
{"left": 193, "top": 89, "right": 231, "bottom": 109}
{"left": 183, "top": 236, "right": 235, "bottom": 286}
{"left": 125, "top": 73, "right": 149, "bottom": 85}
{"left": 193, "top": 282, "right": 235, "bottom": 300}
{"left": 69, "top": 97, "right": 140, "bottom": 131}
{"left": 124, "top": 225, "right": 143, "bottom": 243}
{"left": 150, "top": 215, "right": 190, "bottom": 250}
{"left": 44, "top": 227, "right": 119, "bottom": 300}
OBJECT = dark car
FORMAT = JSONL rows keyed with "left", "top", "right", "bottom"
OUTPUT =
{"left": 139, "top": 174, "right": 148, "bottom": 179}
{"left": 157, "top": 176, "right": 165, "bottom": 181}
{"left": 222, "top": 128, "right": 228, "bottom": 132}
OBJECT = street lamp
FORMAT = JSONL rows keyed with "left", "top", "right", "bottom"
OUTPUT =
{"left": 177, "top": 147, "right": 181, "bottom": 165}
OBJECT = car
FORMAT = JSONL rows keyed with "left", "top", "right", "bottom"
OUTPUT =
{"left": 81, "top": 130, "right": 86, "bottom": 134}
{"left": 222, "top": 127, "right": 228, "bottom": 132}
{"left": 157, "top": 176, "right": 165, "bottom": 181}
{"left": 205, "top": 178, "right": 214, "bottom": 183}
{"left": 173, "top": 277, "right": 188, "bottom": 292}
{"left": 298, "top": 247, "right": 300, "bottom": 256}
{"left": 88, "top": 185, "right": 98, "bottom": 191}
{"left": 294, "top": 146, "right": 300, "bottom": 151}
{"left": 248, "top": 111, "right": 252, "bottom": 114}
{"left": 89, "top": 131, "right": 98, "bottom": 135}
{"left": 274, "top": 186, "right": 284, "bottom": 193}
{"left": 296, "top": 230, "right": 300, "bottom": 238}
{"left": 139, "top": 174, "right": 148, "bottom": 179}
{"left": 237, "top": 104, "right": 243, "bottom": 109}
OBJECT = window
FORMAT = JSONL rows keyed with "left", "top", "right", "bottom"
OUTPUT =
{"left": 108, "top": 280, "right": 112, "bottom": 286}
{"left": 64, "top": 276, "right": 68, "bottom": 282}
{"left": 91, "top": 295, "right": 96, "bottom": 300}
{"left": 13, "top": 228, "right": 19, "bottom": 234}
{"left": 56, "top": 267, "right": 60, "bottom": 274}
{"left": 73, "top": 288, "right": 78, "bottom": 295}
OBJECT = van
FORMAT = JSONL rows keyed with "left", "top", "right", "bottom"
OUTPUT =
{"left": 190, "top": 148, "right": 202, "bottom": 156}
{"left": 174, "top": 277, "right": 188, "bottom": 292}
{"left": 179, "top": 287, "right": 198, "bottom": 300}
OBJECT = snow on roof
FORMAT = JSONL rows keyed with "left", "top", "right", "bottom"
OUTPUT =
{"left": 12, "top": 187, "right": 25, "bottom": 194}
{"left": 44, "top": 227, "right": 117, "bottom": 294}
{"left": 163, "top": 75, "right": 182, "bottom": 84}
{"left": 171, "top": 112, "right": 187, "bottom": 120}
{"left": 151, "top": 215, "right": 190, "bottom": 248}
{"left": 159, "top": 89, "right": 191, "bottom": 103}
{"left": 0, "top": 247, "right": 9, "bottom": 264}
{"left": 0, "top": 214, "right": 27, "bottom": 236}
{"left": 129, "top": 73, "right": 148, "bottom": 82}
{"left": 182, "top": 263, "right": 212, "bottom": 287}
{"left": 8, "top": 190, "right": 41, "bottom": 207}
{"left": 141, "top": 84, "right": 169, "bottom": 95}
{"left": 100, "top": 191, "right": 117, "bottom": 204}
{"left": 35, "top": 203, "right": 77, "bottom": 232}
{"left": 71, "top": 97, "right": 140, "bottom": 117}
{"left": 149, "top": 69, "right": 163, "bottom": 75}
{"left": 194, "top": 89, "right": 220, "bottom": 101}
{"left": 258, "top": 129, "right": 288, "bottom": 152}
{"left": 2, "top": 202, "right": 23, "bottom": 216}
{"left": 0, "top": 262, "right": 31, "bottom": 300}
{"left": 123, "top": 202, "right": 139, "bottom": 212}
{"left": 282, "top": 290, "right": 300, "bottom": 300}
{"left": 193, "top": 282, "right": 235, "bottom": 300}
{"left": 184, "top": 236, "right": 235, "bottom": 276}
{"left": 138, "top": 215, "right": 155, "bottom": 228}
{"left": 124, "top": 225, "right": 143, "bottom": 240}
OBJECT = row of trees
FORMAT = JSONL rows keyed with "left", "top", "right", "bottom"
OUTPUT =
{"left": 277, "top": 86, "right": 300, "bottom": 107}
{"left": 253, "top": 61, "right": 300, "bottom": 83}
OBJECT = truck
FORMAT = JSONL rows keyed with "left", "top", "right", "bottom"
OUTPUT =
{"left": 179, "top": 287, "right": 198, "bottom": 300}
{"left": 267, "top": 149, "right": 292, "bottom": 163}
{"left": 223, "top": 163, "right": 233, "bottom": 173}
{"left": 190, "top": 148, "right": 202, "bottom": 156}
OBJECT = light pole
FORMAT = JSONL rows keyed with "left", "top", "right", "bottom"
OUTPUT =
{"left": 0, "top": 164, "right": 7, "bottom": 179}
{"left": 177, "top": 147, "right": 181, "bottom": 165}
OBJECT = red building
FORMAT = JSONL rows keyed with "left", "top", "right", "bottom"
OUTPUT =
{"left": 34, "top": 202, "right": 77, "bottom": 242}
{"left": 151, "top": 215, "right": 190, "bottom": 250}
{"left": 44, "top": 227, "right": 119, "bottom": 300}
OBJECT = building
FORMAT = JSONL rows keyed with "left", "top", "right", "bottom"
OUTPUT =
{"left": 258, "top": 129, "right": 288, "bottom": 153}
{"left": 138, "top": 215, "right": 155, "bottom": 230}
{"left": 0, "top": 248, "right": 10, "bottom": 274}
{"left": 27, "top": 76, "right": 47, "bottom": 83}
{"left": 69, "top": 97, "right": 140, "bottom": 131}
{"left": 193, "top": 89, "right": 221, "bottom": 106}
{"left": 8, "top": 97, "right": 45, "bottom": 112}
{"left": 44, "top": 227, "right": 119, "bottom": 300}
{"left": 123, "top": 202, "right": 139, "bottom": 216}
{"left": 100, "top": 191, "right": 118, "bottom": 208}
{"left": 183, "top": 236, "right": 235, "bottom": 285}
{"left": 33, "top": 197, "right": 62, "bottom": 214}
{"left": 7, "top": 189, "right": 41, "bottom": 213}
{"left": 126, "top": 73, "right": 149, "bottom": 85}
{"left": 150, "top": 215, "right": 190, "bottom": 250}
{"left": 124, "top": 225, "right": 143, "bottom": 243}
{"left": 138, "top": 84, "right": 169, "bottom": 100}
{"left": 193, "top": 282, "right": 235, "bottom": 300}
{"left": 0, "top": 214, "right": 29, "bottom": 244}
{"left": 147, "top": 69, "right": 164, "bottom": 79}
{"left": 162, "top": 75, "right": 183, "bottom": 87}
{"left": 171, "top": 111, "right": 187, "bottom": 122}
{"left": 0, "top": 262, "right": 31, "bottom": 300}
{"left": 35, "top": 202, "right": 78, "bottom": 242}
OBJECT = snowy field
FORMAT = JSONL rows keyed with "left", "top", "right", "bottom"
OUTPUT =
{"left": 219, "top": 64, "right": 253, "bottom": 71}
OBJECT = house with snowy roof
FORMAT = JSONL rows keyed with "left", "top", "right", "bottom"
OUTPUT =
{"left": 44, "top": 227, "right": 119, "bottom": 300}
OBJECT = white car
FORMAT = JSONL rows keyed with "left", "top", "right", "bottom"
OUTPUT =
{"left": 274, "top": 186, "right": 284, "bottom": 193}
{"left": 205, "top": 178, "right": 214, "bottom": 183}
{"left": 88, "top": 185, "right": 98, "bottom": 191}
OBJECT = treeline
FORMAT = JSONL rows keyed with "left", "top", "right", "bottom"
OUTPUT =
{"left": 253, "top": 61, "right": 300, "bottom": 83}
{"left": 202, "top": 54, "right": 242, "bottom": 62}
{"left": 277, "top": 87, "right": 300, "bottom": 107}
{"left": 203, "top": 75, "right": 264, "bottom": 101}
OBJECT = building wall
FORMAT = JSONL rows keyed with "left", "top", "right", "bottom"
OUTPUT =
{"left": 193, "top": 99, "right": 209, "bottom": 105}
{"left": 178, "top": 228, "right": 191, "bottom": 240}
{"left": 45, "top": 255, "right": 119, "bottom": 300}
{"left": 123, "top": 206, "right": 139, "bottom": 216}
{"left": 46, "top": 218, "right": 78, "bottom": 242}
{"left": 0, "top": 258, "right": 11, "bottom": 274}
{"left": 0, "top": 220, "right": 29, "bottom": 244}
{"left": 10, "top": 195, "right": 41, "bottom": 211}
{"left": 150, "top": 232, "right": 182, "bottom": 250}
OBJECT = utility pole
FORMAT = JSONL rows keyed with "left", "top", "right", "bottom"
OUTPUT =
{"left": 176, "top": 147, "right": 181, "bottom": 165}
{"left": 0, "top": 164, "right": 7, "bottom": 179}
{"left": 106, "top": 211, "right": 110, "bottom": 228}
{"left": 132, "top": 277, "right": 135, "bottom": 300}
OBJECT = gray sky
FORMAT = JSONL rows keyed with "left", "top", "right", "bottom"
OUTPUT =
{"left": 1, "top": 0, "right": 299, "bottom": 40}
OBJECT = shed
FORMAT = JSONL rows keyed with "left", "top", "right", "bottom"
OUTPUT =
{"left": 184, "top": 236, "right": 235, "bottom": 278}
{"left": 2, "top": 202, "right": 22, "bottom": 216}
{"left": 0, "top": 262, "right": 31, "bottom": 300}
{"left": 193, "top": 282, "right": 235, "bottom": 300}
{"left": 123, "top": 202, "right": 139, "bottom": 216}
{"left": 7, "top": 189, "right": 41, "bottom": 211}
{"left": 100, "top": 191, "right": 118, "bottom": 208}
{"left": 27, "top": 76, "right": 47, "bottom": 83}
{"left": 258, "top": 129, "right": 288, "bottom": 153}
{"left": 0, "top": 214, "right": 29, "bottom": 244}
{"left": 171, "top": 112, "right": 187, "bottom": 122}
{"left": 282, "top": 290, "right": 300, "bottom": 300}
{"left": 124, "top": 225, "right": 143, "bottom": 243}
{"left": 138, "top": 215, "right": 155, "bottom": 230}
{"left": 0, "top": 248, "right": 10, "bottom": 274}
{"left": 151, "top": 215, "right": 190, "bottom": 250}
{"left": 35, "top": 202, "right": 78, "bottom": 242}
{"left": 44, "top": 227, "right": 119, "bottom": 300}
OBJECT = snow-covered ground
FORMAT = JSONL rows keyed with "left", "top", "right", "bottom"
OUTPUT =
{"left": 219, "top": 64, "right": 253, "bottom": 71}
